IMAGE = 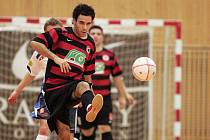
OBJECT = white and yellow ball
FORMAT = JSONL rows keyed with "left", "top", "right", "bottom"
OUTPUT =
{"left": 132, "top": 57, "right": 156, "bottom": 81}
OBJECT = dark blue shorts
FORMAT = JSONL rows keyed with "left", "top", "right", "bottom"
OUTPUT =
{"left": 30, "top": 89, "right": 50, "bottom": 119}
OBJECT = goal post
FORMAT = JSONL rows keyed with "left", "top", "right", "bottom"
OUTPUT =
{"left": 0, "top": 17, "right": 182, "bottom": 140}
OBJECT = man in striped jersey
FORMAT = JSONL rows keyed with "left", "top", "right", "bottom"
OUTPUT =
{"left": 78, "top": 25, "right": 134, "bottom": 140}
{"left": 30, "top": 4, "right": 103, "bottom": 140}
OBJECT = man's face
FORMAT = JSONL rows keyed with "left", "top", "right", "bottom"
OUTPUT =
{"left": 45, "top": 25, "right": 61, "bottom": 32}
{"left": 89, "top": 28, "right": 104, "bottom": 46}
{"left": 73, "top": 15, "right": 93, "bottom": 38}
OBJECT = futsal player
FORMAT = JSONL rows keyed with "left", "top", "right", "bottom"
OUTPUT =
{"left": 78, "top": 25, "right": 134, "bottom": 140}
{"left": 30, "top": 4, "right": 103, "bottom": 140}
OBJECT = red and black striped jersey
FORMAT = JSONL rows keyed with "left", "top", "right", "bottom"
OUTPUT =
{"left": 33, "top": 27, "right": 96, "bottom": 91}
{"left": 92, "top": 48, "right": 122, "bottom": 96}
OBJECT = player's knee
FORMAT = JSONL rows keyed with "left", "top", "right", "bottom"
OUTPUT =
{"left": 77, "top": 82, "right": 90, "bottom": 95}
{"left": 56, "top": 120, "right": 73, "bottom": 140}
{"left": 81, "top": 127, "right": 95, "bottom": 136}
{"left": 58, "top": 129, "right": 73, "bottom": 140}
{"left": 98, "top": 125, "right": 111, "bottom": 133}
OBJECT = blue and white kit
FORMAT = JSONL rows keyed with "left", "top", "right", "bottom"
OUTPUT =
{"left": 27, "top": 51, "right": 50, "bottom": 119}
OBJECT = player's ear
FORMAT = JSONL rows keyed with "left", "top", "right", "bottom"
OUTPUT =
{"left": 72, "top": 19, "right": 76, "bottom": 25}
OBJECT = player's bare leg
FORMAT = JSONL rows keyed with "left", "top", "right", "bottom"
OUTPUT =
{"left": 38, "top": 119, "right": 49, "bottom": 136}
{"left": 98, "top": 125, "right": 113, "bottom": 140}
{"left": 56, "top": 120, "right": 74, "bottom": 140}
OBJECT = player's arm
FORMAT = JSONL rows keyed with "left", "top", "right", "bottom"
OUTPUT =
{"left": 8, "top": 73, "right": 35, "bottom": 105}
{"left": 114, "top": 76, "right": 134, "bottom": 107}
{"left": 30, "top": 28, "right": 71, "bottom": 73}
{"left": 30, "top": 41, "right": 57, "bottom": 62}
{"left": 8, "top": 51, "right": 44, "bottom": 105}
{"left": 111, "top": 52, "right": 133, "bottom": 109}
{"left": 113, "top": 76, "right": 127, "bottom": 109}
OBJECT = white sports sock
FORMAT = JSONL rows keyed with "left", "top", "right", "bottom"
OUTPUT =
{"left": 86, "top": 104, "right": 92, "bottom": 111}
{"left": 36, "top": 135, "right": 48, "bottom": 140}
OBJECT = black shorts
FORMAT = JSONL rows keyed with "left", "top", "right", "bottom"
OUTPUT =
{"left": 44, "top": 81, "right": 81, "bottom": 133}
{"left": 78, "top": 94, "right": 112, "bottom": 129}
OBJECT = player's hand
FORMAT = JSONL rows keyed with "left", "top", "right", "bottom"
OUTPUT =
{"left": 8, "top": 91, "right": 20, "bottom": 105}
{"left": 53, "top": 56, "right": 71, "bottom": 73}
{"left": 126, "top": 93, "right": 135, "bottom": 105}
{"left": 119, "top": 96, "right": 126, "bottom": 109}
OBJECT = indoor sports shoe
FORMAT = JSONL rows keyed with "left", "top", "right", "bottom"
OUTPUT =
{"left": 86, "top": 94, "right": 103, "bottom": 122}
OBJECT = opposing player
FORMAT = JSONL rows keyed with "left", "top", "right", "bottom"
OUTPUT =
{"left": 8, "top": 18, "right": 63, "bottom": 140}
{"left": 30, "top": 4, "right": 103, "bottom": 140}
{"left": 78, "top": 25, "right": 134, "bottom": 140}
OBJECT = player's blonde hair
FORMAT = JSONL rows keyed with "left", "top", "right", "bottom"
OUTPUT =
{"left": 44, "top": 18, "right": 63, "bottom": 32}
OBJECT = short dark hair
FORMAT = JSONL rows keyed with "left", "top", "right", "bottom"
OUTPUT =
{"left": 73, "top": 3, "right": 95, "bottom": 21}
{"left": 44, "top": 18, "right": 63, "bottom": 32}
{"left": 89, "top": 25, "right": 104, "bottom": 34}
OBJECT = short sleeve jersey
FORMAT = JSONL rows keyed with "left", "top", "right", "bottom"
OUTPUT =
{"left": 33, "top": 27, "right": 96, "bottom": 91}
{"left": 92, "top": 48, "right": 122, "bottom": 96}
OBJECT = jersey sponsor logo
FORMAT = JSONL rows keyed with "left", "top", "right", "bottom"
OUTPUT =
{"left": 65, "top": 49, "right": 86, "bottom": 67}
{"left": 12, "top": 41, "right": 44, "bottom": 80}
{"left": 95, "top": 62, "right": 105, "bottom": 74}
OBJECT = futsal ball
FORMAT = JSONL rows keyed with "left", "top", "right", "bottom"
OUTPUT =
{"left": 132, "top": 57, "right": 156, "bottom": 81}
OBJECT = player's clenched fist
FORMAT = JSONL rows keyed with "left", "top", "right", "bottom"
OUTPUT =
{"left": 8, "top": 91, "right": 20, "bottom": 105}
